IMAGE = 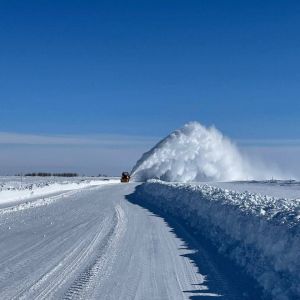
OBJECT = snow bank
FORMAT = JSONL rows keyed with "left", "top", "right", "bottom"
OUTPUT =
{"left": 0, "top": 179, "right": 118, "bottom": 205}
{"left": 136, "top": 180, "right": 300, "bottom": 299}
{"left": 131, "top": 122, "right": 280, "bottom": 182}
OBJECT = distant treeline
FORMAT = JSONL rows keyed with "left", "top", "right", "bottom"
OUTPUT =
{"left": 24, "top": 172, "right": 79, "bottom": 177}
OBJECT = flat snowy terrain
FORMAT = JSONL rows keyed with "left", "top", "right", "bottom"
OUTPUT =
{"left": 0, "top": 177, "right": 299, "bottom": 299}
{"left": 0, "top": 176, "right": 118, "bottom": 206}
{"left": 203, "top": 180, "right": 300, "bottom": 200}
{"left": 0, "top": 180, "right": 226, "bottom": 300}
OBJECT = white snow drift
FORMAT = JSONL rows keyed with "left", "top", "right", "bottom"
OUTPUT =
{"left": 131, "top": 122, "right": 279, "bottom": 182}
{"left": 0, "top": 178, "right": 118, "bottom": 205}
{"left": 136, "top": 180, "right": 300, "bottom": 300}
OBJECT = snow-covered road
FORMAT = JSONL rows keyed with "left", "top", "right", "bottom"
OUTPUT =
{"left": 0, "top": 183, "right": 261, "bottom": 300}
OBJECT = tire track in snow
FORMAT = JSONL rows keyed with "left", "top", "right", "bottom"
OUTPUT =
{"left": 0, "top": 220, "right": 94, "bottom": 295}
{"left": 0, "top": 219, "right": 89, "bottom": 273}
{"left": 12, "top": 215, "right": 112, "bottom": 300}
{"left": 63, "top": 204, "right": 127, "bottom": 299}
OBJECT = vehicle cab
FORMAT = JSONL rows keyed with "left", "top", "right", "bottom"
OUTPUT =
{"left": 121, "top": 172, "right": 130, "bottom": 183}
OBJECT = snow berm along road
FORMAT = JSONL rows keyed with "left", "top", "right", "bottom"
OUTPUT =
{"left": 0, "top": 178, "right": 272, "bottom": 300}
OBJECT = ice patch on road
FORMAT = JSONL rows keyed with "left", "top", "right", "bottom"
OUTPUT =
{"left": 131, "top": 122, "right": 282, "bottom": 182}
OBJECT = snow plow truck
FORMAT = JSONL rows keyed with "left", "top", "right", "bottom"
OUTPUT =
{"left": 121, "top": 172, "right": 130, "bottom": 183}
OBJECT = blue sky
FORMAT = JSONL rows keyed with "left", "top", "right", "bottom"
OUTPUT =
{"left": 0, "top": 0, "right": 300, "bottom": 175}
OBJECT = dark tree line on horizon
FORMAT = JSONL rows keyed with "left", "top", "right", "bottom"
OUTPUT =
{"left": 23, "top": 172, "right": 79, "bottom": 177}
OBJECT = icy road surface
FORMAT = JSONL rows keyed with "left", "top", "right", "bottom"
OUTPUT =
{"left": 0, "top": 183, "right": 258, "bottom": 300}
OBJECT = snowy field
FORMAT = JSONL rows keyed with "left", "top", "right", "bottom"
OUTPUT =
{"left": 0, "top": 175, "right": 299, "bottom": 299}
{"left": 0, "top": 176, "right": 119, "bottom": 207}
{"left": 0, "top": 180, "right": 241, "bottom": 300}
{"left": 1, "top": 122, "right": 299, "bottom": 299}
{"left": 203, "top": 180, "right": 300, "bottom": 200}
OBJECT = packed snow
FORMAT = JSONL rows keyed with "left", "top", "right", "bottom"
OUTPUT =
{"left": 131, "top": 122, "right": 284, "bottom": 182}
{"left": 203, "top": 179, "right": 300, "bottom": 200}
{"left": 0, "top": 183, "right": 235, "bottom": 299}
{"left": 0, "top": 176, "right": 118, "bottom": 206}
{"left": 136, "top": 180, "right": 300, "bottom": 300}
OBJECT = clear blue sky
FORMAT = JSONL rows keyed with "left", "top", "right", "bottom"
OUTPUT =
{"left": 0, "top": 0, "right": 300, "bottom": 175}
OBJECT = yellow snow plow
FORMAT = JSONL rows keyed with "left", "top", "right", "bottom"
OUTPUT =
{"left": 121, "top": 172, "right": 130, "bottom": 183}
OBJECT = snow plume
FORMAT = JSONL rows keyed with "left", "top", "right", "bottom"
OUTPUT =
{"left": 132, "top": 122, "right": 274, "bottom": 182}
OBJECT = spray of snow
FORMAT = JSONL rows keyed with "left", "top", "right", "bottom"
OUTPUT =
{"left": 131, "top": 122, "right": 280, "bottom": 182}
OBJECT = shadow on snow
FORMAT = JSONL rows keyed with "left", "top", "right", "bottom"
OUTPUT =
{"left": 125, "top": 185, "right": 267, "bottom": 300}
